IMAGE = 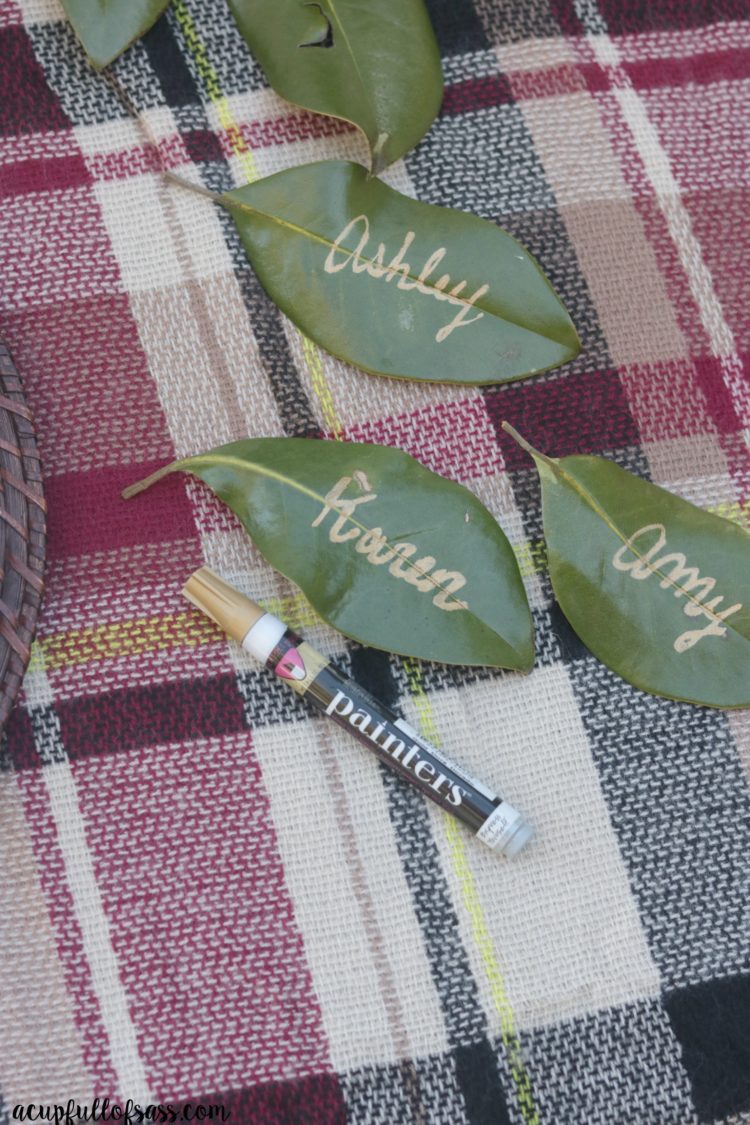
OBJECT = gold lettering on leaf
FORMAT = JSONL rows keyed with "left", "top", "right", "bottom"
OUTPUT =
{"left": 312, "top": 473, "right": 469, "bottom": 612}
{"left": 611, "top": 523, "right": 742, "bottom": 651}
{"left": 323, "top": 214, "right": 489, "bottom": 344}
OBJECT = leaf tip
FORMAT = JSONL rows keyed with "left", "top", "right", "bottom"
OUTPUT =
{"left": 516, "top": 633, "right": 536, "bottom": 674}
{"left": 369, "top": 132, "right": 390, "bottom": 176}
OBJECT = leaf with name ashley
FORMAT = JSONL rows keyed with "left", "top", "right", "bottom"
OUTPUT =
{"left": 61, "top": 0, "right": 172, "bottom": 69}
{"left": 504, "top": 424, "right": 750, "bottom": 707}
{"left": 228, "top": 0, "right": 443, "bottom": 173}
{"left": 125, "top": 438, "right": 534, "bottom": 669}
{"left": 196, "top": 160, "right": 579, "bottom": 384}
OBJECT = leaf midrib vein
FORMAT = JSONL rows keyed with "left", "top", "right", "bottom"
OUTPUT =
{"left": 219, "top": 193, "right": 572, "bottom": 347}
{"left": 323, "top": 0, "right": 371, "bottom": 115}
{"left": 179, "top": 452, "right": 527, "bottom": 657}
{"left": 550, "top": 458, "right": 748, "bottom": 637}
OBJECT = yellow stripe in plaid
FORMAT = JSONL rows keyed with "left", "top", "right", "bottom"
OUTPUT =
{"left": 36, "top": 595, "right": 324, "bottom": 672}
{"left": 173, "top": 14, "right": 532, "bottom": 1106}
{"left": 172, "top": 0, "right": 259, "bottom": 185}
{"left": 514, "top": 538, "right": 547, "bottom": 578}
{"left": 710, "top": 499, "right": 750, "bottom": 531}
{"left": 301, "top": 334, "right": 344, "bottom": 441}
{"left": 262, "top": 592, "right": 322, "bottom": 631}
{"left": 403, "top": 658, "right": 539, "bottom": 1125}
{"left": 39, "top": 613, "right": 216, "bottom": 671}
{"left": 172, "top": 0, "right": 343, "bottom": 438}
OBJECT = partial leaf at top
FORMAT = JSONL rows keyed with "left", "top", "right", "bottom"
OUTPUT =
{"left": 228, "top": 0, "right": 443, "bottom": 173}
{"left": 124, "top": 437, "right": 534, "bottom": 670}
{"left": 504, "top": 424, "right": 750, "bottom": 708}
{"left": 61, "top": 0, "right": 172, "bottom": 69}
{"left": 211, "top": 160, "right": 580, "bottom": 385}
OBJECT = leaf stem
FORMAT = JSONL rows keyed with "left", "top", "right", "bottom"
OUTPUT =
{"left": 501, "top": 422, "right": 557, "bottom": 469}
{"left": 122, "top": 461, "right": 181, "bottom": 499}
{"left": 163, "top": 170, "right": 226, "bottom": 205}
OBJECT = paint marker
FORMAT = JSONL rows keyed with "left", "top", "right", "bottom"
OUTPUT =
{"left": 183, "top": 567, "right": 534, "bottom": 858}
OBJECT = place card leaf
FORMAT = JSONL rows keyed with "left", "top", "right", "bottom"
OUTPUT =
{"left": 228, "top": 0, "right": 443, "bottom": 173}
{"left": 503, "top": 424, "right": 750, "bottom": 707}
{"left": 208, "top": 160, "right": 579, "bottom": 385}
{"left": 125, "top": 437, "right": 534, "bottom": 669}
{"left": 61, "top": 0, "right": 172, "bottom": 69}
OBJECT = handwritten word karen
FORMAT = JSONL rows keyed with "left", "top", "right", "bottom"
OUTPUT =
{"left": 611, "top": 522, "right": 742, "bottom": 652}
{"left": 323, "top": 214, "right": 489, "bottom": 343}
{"left": 312, "top": 472, "right": 469, "bottom": 612}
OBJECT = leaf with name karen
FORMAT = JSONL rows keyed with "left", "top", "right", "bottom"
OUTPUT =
{"left": 228, "top": 0, "right": 443, "bottom": 173}
{"left": 503, "top": 424, "right": 750, "bottom": 708}
{"left": 124, "top": 438, "right": 534, "bottom": 669}
{"left": 180, "top": 160, "right": 579, "bottom": 385}
{"left": 61, "top": 0, "right": 172, "bottom": 69}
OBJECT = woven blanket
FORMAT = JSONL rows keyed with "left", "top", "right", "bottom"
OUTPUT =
{"left": 2, "top": 0, "right": 749, "bottom": 1121}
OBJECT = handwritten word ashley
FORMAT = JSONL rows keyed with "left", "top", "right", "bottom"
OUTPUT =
{"left": 323, "top": 214, "right": 489, "bottom": 343}
{"left": 312, "top": 472, "right": 469, "bottom": 612}
{"left": 611, "top": 523, "right": 742, "bottom": 651}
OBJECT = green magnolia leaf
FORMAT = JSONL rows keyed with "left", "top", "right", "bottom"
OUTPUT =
{"left": 125, "top": 438, "right": 534, "bottom": 669}
{"left": 228, "top": 0, "right": 443, "bottom": 173}
{"left": 61, "top": 0, "right": 172, "bottom": 69}
{"left": 191, "top": 160, "right": 578, "bottom": 385}
{"left": 503, "top": 424, "right": 750, "bottom": 708}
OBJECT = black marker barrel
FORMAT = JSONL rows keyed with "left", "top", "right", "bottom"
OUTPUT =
{"left": 183, "top": 567, "right": 533, "bottom": 858}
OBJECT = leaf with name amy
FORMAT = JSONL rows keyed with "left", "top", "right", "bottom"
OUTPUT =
{"left": 503, "top": 424, "right": 750, "bottom": 708}
{"left": 61, "top": 0, "right": 172, "bottom": 69}
{"left": 195, "top": 161, "right": 579, "bottom": 385}
{"left": 124, "top": 438, "right": 534, "bottom": 669}
{"left": 228, "top": 0, "right": 443, "bottom": 173}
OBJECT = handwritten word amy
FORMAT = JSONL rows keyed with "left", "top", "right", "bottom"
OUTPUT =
{"left": 611, "top": 523, "right": 742, "bottom": 652}
{"left": 323, "top": 214, "right": 489, "bottom": 343}
{"left": 312, "top": 472, "right": 469, "bottom": 612}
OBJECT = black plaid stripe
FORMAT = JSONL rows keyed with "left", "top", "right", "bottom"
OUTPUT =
{"left": 173, "top": 0, "right": 267, "bottom": 96}
{"left": 665, "top": 974, "right": 750, "bottom": 1122}
{"left": 407, "top": 102, "right": 557, "bottom": 220}
{"left": 569, "top": 658, "right": 750, "bottom": 990}
{"left": 515, "top": 997, "right": 694, "bottom": 1124}
{"left": 28, "top": 21, "right": 159, "bottom": 124}
{"left": 341, "top": 1053, "right": 471, "bottom": 1125}
{"left": 425, "top": 0, "right": 491, "bottom": 56}
{"left": 495, "top": 208, "right": 612, "bottom": 378}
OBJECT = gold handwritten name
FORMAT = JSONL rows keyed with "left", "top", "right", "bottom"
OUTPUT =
{"left": 611, "top": 523, "right": 743, "bottom": 651}
{"left": 312, "top": 472, "right": 469, "bottom": 612}
{"left": 323, "top": 214, "right": 490, "bottom": 343}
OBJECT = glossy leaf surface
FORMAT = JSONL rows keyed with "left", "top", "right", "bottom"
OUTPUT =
{"left": 61, "top": 0, "right": 171, "bottom": 69}
{"left": 222, "top": 161, "right": 579, "bottom": 385}
{"left": 228, "top": 0, "right": 443, "bottom": 172}
{"left": 505, "top": 425, "right": 750, "bottom": 707}
{"left": 126, "top": 438, "right": 534, "bottom": 669}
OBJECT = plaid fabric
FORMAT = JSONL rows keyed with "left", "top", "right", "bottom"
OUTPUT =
{"left": 1, "top": 0, "right": 749, "bottom": 1121}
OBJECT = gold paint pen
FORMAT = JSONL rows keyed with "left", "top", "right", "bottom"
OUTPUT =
{"left": 184, "top": 567, "right": 534, "bottom": 858}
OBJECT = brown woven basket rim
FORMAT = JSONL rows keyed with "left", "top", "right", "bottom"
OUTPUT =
{"left": 0, "top": 342, "right": 46, "bottom": 729}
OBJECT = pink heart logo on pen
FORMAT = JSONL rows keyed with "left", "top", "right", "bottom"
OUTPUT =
{"left": 275, "top": 648, "right": 307, "bottom": 681}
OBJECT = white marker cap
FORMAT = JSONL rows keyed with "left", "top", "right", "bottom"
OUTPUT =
{"left": 477, "top": 801, "right": 534, "bottom": 858}
{"left": 501, "top": 818, "right": 534, "bottom": 858}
